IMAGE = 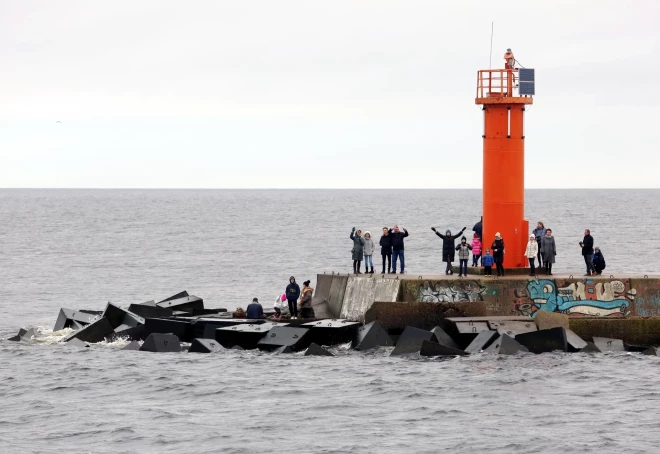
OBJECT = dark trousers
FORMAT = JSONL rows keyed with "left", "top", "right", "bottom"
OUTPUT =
{"left": 301, "top": 307, "right": 315, "bottom": 319}
{"left": 528, "top": 257, "right": 536, "bottom": 275}
{"left": 537, "top": 242, "right": 543, "bottom": 267}
{"left": 584, "top": 255, "right": 594, "bottom": 274}
{"left": 392, "top": 250, "right": 405, "bottom": 273}
{"left": 544, "top": 262, "right": 553, "bottom": 274}
{"left": 484, "top": 266, "right": 493, "bottom": 276}
{"left": 381, "top": 253, "right": 391, "bottom": 273}
{"left": 274, "top": 307, "right": 281, "bottom": 316}
{"left": 459, "top": 259, "right": 468, "bottom": 276}
{"left": 353, "top": 260, "right": 362, "bottom": 274}
{"left": 472, "top": 254, "right": 481, "bottom": 266}
{"left": 288, "top": 299, "right": 298, "bottom": 317}
{"left": 496, "top": 262, "right": 504, "bottom": 276}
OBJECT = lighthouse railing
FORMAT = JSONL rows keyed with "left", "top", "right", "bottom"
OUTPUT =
{"left": 476, "top": 69, "right": 518, "bottom": 99}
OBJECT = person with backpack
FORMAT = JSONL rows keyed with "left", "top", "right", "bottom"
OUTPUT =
{"left": 455, "top": 236, "right": 473, "bottom": 277}
{"left": 432, "top": 226, "right": 466, "bottom": 275}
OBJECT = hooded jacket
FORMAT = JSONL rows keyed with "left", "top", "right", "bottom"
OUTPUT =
{"left": 379, "top": 233, "right": 393, "bottom": 255}
{"left": 471, "top": 235, "right": 482, "bottom": 256}
{"left": 350, "top": 228, "right": 365, "bottom": 260}
{"left": 300, "top": 285, "right": 314, "bottom": 308}
{"left": 363, "top": 232, "right": 375, "bottom": 256}
{"left": 436, "top": 227, "right": 466, "bottom": 262}
{"left": 286, "top": 277, "right": 300, "bottom": 301}
{"left": 525, "top": 237, "right": 538, "bottom": 258}
{"left": 594, "top": 251, "right": 606, "bottom": 271}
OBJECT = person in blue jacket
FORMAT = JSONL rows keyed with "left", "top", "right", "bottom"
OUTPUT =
{"left": 285, "top": 276, "right": 301, "bottom": 319}
{"left": 482, "top": 249, "right": 495, "bottom": 276}
{"left": 246, "top": 298, "right": 264, "bottom": 319}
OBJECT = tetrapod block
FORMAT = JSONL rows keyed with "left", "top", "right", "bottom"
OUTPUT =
{"left": 193, "top": 318, "right": 266, "bottom": 339}
{"left": 144, "top": 318, "right": 192, "bottom": 342}
{"left": 593, "top": 336, "right": 625, "bottom": 352}
{"left": 464, "top": 330, "right": 498, "bottom": 353}
{"left": 127, "top": 303, "right": 173, "bottom": 319}
{"left": 189, "top": 338, "right": 223, "bottom": 353}
{"left": 565, "top": 329, "right": 588, "bottom": 352}
{"left": 231, "top": 345, "right": 244, "bottom": 351}
{"left": 156, "top": 295, "right": 203, "bottom": 313}
{"left": 302, "top": 319, "right": 361, "bottom": 346}
{"left": 419, "top": 340, "right": 467, "bottom": 357}
{"left": 390, "top": 327, "right": 438, "bottom": 356}
{"left": 273, "top": 345, "right": 294, "bottom": 354}
{"left": 352, "top": 321, "right": 393, "bottom": 350}
{"left": 642, "top": 347, "right": 660, "bottom": 356}
{"left": 65, "top": 338, "right": 90, "bottom": 348}
{"left": 304, "top": 343, "right": 334, "bottom": 356}
{"left": 139, "top": 333, "right": 181, "bottom": 353}
{"left": 430, "top": 326, "right": 460, "bottom": 349}
{"left": 107, "top": 324, "right": 147, "bottom": 342}
{"left": 213, "top": 323, "right": 278, "bottom": 349}
{"left": 484, "top": 334, "right": 529, "bottom": 355}
{"left": 580, "top": 342, "right": 601, "bottom": 353}
{"left": 7, "top": 328, "right": 28, "bottom": 342}
{"left": 491, "top": 321, "right": 537, "bottom": 337}
{"left": 515, "top": 327, "right": 568, "bottom": 354}
{"left": 122, "top": 341, "right": 141, "bottom": 351}
{"left": 455, "top": 321, "right": 490, "bottom": 335}
{"left": 53, "top": 308, "right": 98, "bottom": 332}
{"left": 102, "top": 302, "right": 145, "bottom": 329}
{"left": 157, "top": 291, "right": 189, "bottom": 304}
{"left": 64, "top": 317, "right": 114, "bottom": 343}
{"left": 257, "top": 326, "right": 311, "bottom": 352}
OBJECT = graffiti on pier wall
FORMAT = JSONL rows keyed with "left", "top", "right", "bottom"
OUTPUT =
{"left": 418, "top": 280, "right": 486, "bottom": 303}
{"left": 514, "top": 279, "right": 636, "bottom": 317}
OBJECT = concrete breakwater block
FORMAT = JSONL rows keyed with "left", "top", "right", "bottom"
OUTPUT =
{"left": 515, "top": 327, "right": 568, "bottom": 354}
{"left": 215, "top": 323, "right": 279, "bottom": 349}
{"left": 565, "top": 329, "right": 588, "bottom": 352}
{"left": 102, "top": 303, "right": 145, "bottom": 329}
{"left": 8, "top": 328, "right": 36, "bottom": 342}
{"left": 593, "top": 336, "right": 625, "bottom": 352}
{"left": 390, "top": 327, "right": 438, "bottom": 356}
{"left": 156, "top": 295, "right": 203, "bottom": 313}
{"left": 484, "top": 334, "right": 529, "bottom": 355}
{"left": 53, "top": 308, "right": 99, "bottom": 332}
{"left": 200, "top": 319, "right": 268, "bottom": 339}
{"left": 419, "top": 340, "right": 467, "bottom": 357}
{"left": 121, "top": 341, "right": 141, "bottom": 351}
{"left": 64, "top": 317, "right": 114, "bottom": 343}
{"left": 464, "top": 330, "right": 499, "bottom": 354}
{"left": 304, "top": 343, "right": 334, "bottom": 356}
{"left": 257, "top": 326, "right": 311, "bottom": 352}
{"left": 144, "top": 318, "right": 192, "bottom": 342}
{"left": 489, "top": 320, "right": 537, "bottom": 337}
{"left": 430, "top": 326, "right": 460, "bottom": 350}
{"left": 127, "top": 303, "right": 173, "bottom": 319}
{"left": 340, "top": 276, "right": 400, "bottom": 322}
{"left": 642, "top": 347, "right": 660, "bottom": 356}
{"left": 65, "top": 338, "right": 90, "bottom": 348}
{"left": 139, "top": 333, "right": 181, "bottom": 353}
{"left": 157, "top": 291, "right": 189, "bottom": 304}
{"left": 302, "top": 319, "right": 361, "bottom": 346}
{"left": 189, "top": 338, "right": 223, "bottom": 354}
{"left": 273, "top": 345, "right": 293, "bottom": 354}
{"left": 534, "top": 311, "right": 569, "bottom": 330}
{"left": 352, "top": 321, "right": 393, "bottom": 350}
{"left": 580, "top": 342, "right": 601, "bottom": 353}
{"left": 106, "top": 324, "right": 147, "bottom": 342}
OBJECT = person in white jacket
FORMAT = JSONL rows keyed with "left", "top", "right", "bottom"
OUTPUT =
{"left": 525, "top": 234, "right": 539, "bottom": 276}
{"left": 273, "top": 293, "right": 289, "bottom": 318}
{"left": 363, "top": 231, "right": 376, "bottom": 274}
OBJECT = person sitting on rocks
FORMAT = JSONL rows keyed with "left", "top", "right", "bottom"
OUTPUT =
{"left": 246, "top": 297, "right": 264, "bottom": 319}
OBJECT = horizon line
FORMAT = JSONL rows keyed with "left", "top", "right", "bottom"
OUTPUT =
{"left": 1, "top": 187, "right": 659, "bottom": 190}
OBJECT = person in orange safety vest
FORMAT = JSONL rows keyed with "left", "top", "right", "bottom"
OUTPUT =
{"left": 504, "top": 48, "right": 515, "bottom": 69}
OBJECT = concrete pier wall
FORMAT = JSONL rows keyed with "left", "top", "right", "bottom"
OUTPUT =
{"left": 339, "top": 276, "right": 400, "bottom": 323}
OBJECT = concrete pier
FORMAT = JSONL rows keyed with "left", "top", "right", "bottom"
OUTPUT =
{"left": 312, "top": 273, "right": 660, "bottom": 345}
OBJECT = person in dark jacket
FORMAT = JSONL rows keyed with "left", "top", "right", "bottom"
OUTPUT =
{"left": 432, "top": 226, "right": 467, "bottom": 274}
{"left": 580, "top": 229, "right": 595, "bottom": 276}
{"left": 299, "top": 280, "right": 315, "bottom": 319}
{"left": 472, "top": 217, "right": 483, "bottom": 239}
{"left": 246, "top": 298, "right": 264, "bottom": 319}
{"left": 350, "top": 227, "right": 366, "bottom": 274}
{"left": 532, "top": 221, "right": 546, "bottom": 267}
{"left": 379, "top": 227, "right": 393, "bottom": 274}
{"left": 389, "top": 225, "right": 409, "bottom": 274}
{"left": 593, "top": 247, "right": 606, "bottom": 275}
{"left": 540, "top": 229, "right": 556, "bottom": 275}
{"left": 285, "top": 276, "right": 300, "bottom": 319}
{"left": 491, "top": 232, "right": 505, "bottom": 276}
{"left": 455, "top": 236, "right": 473, "bottom": 277}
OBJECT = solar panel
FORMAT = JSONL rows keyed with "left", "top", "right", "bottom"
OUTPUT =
{"left": 518, "top": 68, "right": 535, "bottom": 95}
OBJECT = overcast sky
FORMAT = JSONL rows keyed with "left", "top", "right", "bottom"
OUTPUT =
{"left": 1, "top": 0, "right": 658, "bottom": 188}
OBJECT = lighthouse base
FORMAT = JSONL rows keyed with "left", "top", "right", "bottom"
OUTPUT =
{"left": 465, "top": 266, "right": 536, "bottom": 276}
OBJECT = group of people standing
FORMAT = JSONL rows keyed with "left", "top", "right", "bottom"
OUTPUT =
{"left": 349, "top": 221, "right": 607, "bottom": 277}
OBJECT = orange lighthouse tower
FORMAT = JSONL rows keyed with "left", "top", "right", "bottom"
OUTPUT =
{"left": 475, "top": 56, "right": 534, "bottom": 269}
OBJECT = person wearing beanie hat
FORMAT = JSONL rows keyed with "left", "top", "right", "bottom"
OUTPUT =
{"left": 593, "top": 247, "right": 606, "bottom": 275}
{"left": 431, "top": 226, "right": 467, "bottom": 275}
{"left": 491, "top": 232, "right": 506, "bottom": 276}
{"left": 455, "top": 235, "right": 473, "bottom": 277}
{"left": 471, "top": 233, "right": 482, "bottom": 267}
{"left": 525, "top": 234, "right": 539, "bottom": 276}
{"left": 285, "top": 276, "right": 301, "bottom": 319}
{"left": 300, "top": 280, "right": 315, "bottom": 319}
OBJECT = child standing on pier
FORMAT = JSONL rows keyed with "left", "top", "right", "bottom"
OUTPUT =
{"left": 455, "top": 236, "right": 472, "bottom": 277}
{"left": 482, "top": 249, "right": 494, "bottom": 276}
{"left": 471, "top": 233, "right": 482, "bottom": 266}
